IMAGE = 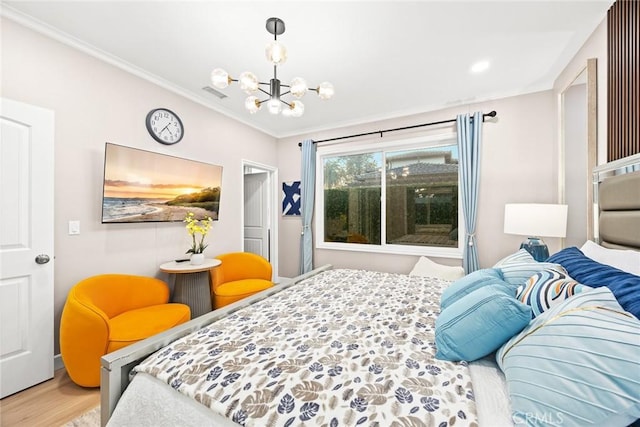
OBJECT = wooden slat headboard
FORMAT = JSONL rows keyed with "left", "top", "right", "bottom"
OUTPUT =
{"left": 593, "top": 153, "right": 640, "bottom": 251}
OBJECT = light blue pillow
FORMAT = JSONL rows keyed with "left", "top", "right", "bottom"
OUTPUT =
{"left": 493, "top": 248, "right": 535, "bottom": 265}
{"left": 497, "top": 287, "right": 640, "bottom": 427}
{"left": 440, "top": 268, "right": 507, "bottom": 309}
{"left": 493, "top": 249, "right": 566, "bottom": 287}
{"left": 435, "top": 285, "right": 532, "bottom": 362}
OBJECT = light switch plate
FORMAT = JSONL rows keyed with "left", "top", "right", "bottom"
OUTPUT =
{"left": 68, "top": 220, "right": 80, "bottom": 235}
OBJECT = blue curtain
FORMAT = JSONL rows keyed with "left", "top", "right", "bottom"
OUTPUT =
{"left": 299, "top": 139, "right": 316, "bottom": 274}
{"left": 456, "top": 112, "right": 483, "bottom": 273}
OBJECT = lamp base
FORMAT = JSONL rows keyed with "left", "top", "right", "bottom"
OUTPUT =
{"left": 519, "top": 237, "right": 549, "bottom": 262}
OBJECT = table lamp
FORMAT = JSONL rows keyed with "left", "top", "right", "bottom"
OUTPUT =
{"left": 503, "top": 203, "right": 568, "bottom": 261}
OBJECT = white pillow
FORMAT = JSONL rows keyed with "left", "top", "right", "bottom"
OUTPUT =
{"left": 409, "top": 256, "right": 465, "bottom": 281}
{"left": 580, "top": 240, "right": 640, "bottom": 275}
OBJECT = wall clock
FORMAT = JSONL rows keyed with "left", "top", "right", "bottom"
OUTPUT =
{"left": 145, "top": 108, "right": 184, "bottom": 145}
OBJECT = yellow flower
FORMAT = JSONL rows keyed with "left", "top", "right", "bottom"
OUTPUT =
{"left": 184, "top": 212, "right": 213, "bottom": 254}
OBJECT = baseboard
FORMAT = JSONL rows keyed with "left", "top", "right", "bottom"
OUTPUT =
{"left": 54, "top": 353, "right": 64, "bottom": 371}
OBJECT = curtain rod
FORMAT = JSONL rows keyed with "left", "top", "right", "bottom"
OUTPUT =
{"left": 297, "top": 110, "right": 497, "bottom": 146}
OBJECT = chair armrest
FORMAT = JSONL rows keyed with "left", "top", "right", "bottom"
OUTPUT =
{"left": 60, "top": 291, "right": 110, "bottom": 387}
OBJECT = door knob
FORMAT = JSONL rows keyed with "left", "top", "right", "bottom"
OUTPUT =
{"left": 35, "top": 254, "right": 50, "bottom": 264}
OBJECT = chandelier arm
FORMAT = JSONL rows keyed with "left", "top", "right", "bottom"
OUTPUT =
{"left": 279, "top": 98, "right": 293, "bottom": 107}
{"left": 280, "top": 89, "right": 291, "bottom": 97}
{"left": 258, "top": 88, "right": 272, "bottom": 97}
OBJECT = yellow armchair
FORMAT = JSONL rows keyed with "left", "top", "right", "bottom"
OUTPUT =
{"left": 60, "top": 274, "right": 190, "bottom": 387}
{"left": 211, "top": 252, "right": 274, "bottom": 309}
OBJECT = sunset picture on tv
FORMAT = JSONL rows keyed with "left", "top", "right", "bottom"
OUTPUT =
{"left": 101, "top": 143, "right": 222, "bottom": 223}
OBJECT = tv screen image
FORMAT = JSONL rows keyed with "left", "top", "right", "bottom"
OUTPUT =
{"left": 101, "top": 143, "right": 223, "bottom": 223}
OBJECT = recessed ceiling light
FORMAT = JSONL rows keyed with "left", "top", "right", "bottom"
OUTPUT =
{"left": 470, "top": 60, "right": 490, "bottom": 73}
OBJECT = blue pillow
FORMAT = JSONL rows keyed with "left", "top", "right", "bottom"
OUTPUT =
{"left": 547, "top": 246, "right": 640, "bottom": 318}
{"left": 494, "top": 248, "right": 535, "bottom": 265}
{"left": 497, "top": 287, "right": 640, "bottom": 426}
{"left": 435, "top": 285, "right": 532, "bottom": 361}
{"left": 493, "top": 249, "right": 566, "bottom": 287}
{"left": 440, "top": 268, "right": 507, "bottom": 309}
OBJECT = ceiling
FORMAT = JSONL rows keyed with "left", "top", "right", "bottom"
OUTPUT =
{"left": 2, "top": 1, "right": 613, "bottom": 138}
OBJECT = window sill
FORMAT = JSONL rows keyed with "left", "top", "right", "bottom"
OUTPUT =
{"left": 316, "top": 241, "right": 463, "bottom": 259}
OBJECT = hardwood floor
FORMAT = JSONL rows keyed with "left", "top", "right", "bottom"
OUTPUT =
{"left": 0, "top": 368, "right": 99, "bottom": 426}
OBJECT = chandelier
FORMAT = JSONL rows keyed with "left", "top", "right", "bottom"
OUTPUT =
{"left": 210, "top": 17, "right": 334, "bottom": 117}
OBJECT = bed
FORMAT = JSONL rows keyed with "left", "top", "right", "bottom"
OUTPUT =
{"left": 100, "top": 154, "right": 640, "bottom": 427}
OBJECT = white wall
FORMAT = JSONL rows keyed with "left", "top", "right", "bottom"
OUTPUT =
{"left": 1, "top": 18, "right": 277, "bottom": 355}
{"left": 554, "top": 17, "right": 608, "bottom": 164}
{"left": 277, "top": 91, "right": 559, "bottom": 278}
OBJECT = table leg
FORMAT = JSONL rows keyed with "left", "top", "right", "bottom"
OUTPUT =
{"left": 171, "top": 271, "right": 212, "bottom": 317}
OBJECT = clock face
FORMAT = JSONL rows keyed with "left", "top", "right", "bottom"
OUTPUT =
{"left": 146, "top": 108, "right": 184, "bottom": 145}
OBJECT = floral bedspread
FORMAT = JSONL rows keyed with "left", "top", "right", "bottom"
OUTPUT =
{"left": 132, "top": 269, "right": 478, "bottom": 427}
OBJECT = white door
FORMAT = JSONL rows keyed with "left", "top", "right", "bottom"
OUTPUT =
{"left": 0, "top": 98, "right": 55, "bottom": 398}
{"left": 244, "top": 172, "right": 270, "bottom": 259}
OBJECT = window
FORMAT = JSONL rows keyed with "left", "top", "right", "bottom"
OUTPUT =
{"left": 317, "top": 134, "right": 463, "bottom": 258}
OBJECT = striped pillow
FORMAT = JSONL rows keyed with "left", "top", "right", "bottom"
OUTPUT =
{"left": 493, "top": 249, "right": 567, "bottom": 287}
{"left": 516, "top": 268, "right": 591, "bottom": 318}
{"left": 493, "top": 248, "right": 535, "bottom": 265}
{"left": 497, "top": 287, "right": 640, "bottom": 426}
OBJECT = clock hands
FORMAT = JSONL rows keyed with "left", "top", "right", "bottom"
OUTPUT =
{"left": 159, "top": 123, "right": 176, "bottom": 138}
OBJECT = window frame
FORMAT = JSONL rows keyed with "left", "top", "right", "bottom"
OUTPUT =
{"left": 315, "top": 133, "right": 464, "bottom": 259}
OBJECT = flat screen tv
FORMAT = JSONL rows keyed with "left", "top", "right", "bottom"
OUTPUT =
{"left": 101, "top": 143, "right": 222, "bottom": 223}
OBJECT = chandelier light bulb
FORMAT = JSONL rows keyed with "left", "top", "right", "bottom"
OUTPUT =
{"left": 265, "top": 41, "right": 287, "bottom": 65}
{"left": 239, "top": 71, "right": 259, "bottom": 94}
{"left": 267, "top": 99, "right": 282, "bottom": 115}
{"left": 290, "top": 100, "right": 304, "bottom": 117}
{"left": 211, "top": 68, "right": 229, "bottom": 89}
{"left": 318, "top": 82, "right": 335, "bottom": 100}
{"left": 290, "top": 77, "right": 308, "bottom": 98}
{"left": 245, "top": 96, "right": 261, "bottom": 114}
{"left": 283, "top": 100, "right": 304, "bottom": 117}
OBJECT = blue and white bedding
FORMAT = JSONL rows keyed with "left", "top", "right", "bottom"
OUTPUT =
{"left": 131, "top": 269, "right": 479, "bottom": 426}
{"left": 434, "top": 248, "right": 640, "bottom": 427}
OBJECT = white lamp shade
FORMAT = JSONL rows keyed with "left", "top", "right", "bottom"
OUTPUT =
{"left": 239, "top": 72, "right": 259, "bottom": 94}
{"left": 504, "top": 204, "right": 568, "bottom": 238}
{"left": 290, "top": 77, "right": 308, "bottom": 98}
{"left": 317, "top": 82, "right": 334, "bottom": 100}
{"left": 244, "top": 96, "right": 261, "bottom": 114}
{"left": 265, "top": 41, "right": 287, "bottom": 65}
{"left": 289, "top": 100, "right": 304, "bottom": 117}
{"left": 267, "top": 98, "right": 282, "bottom": 115}
{"left": 210, "top": 68, "right": 229, "bottom": 89}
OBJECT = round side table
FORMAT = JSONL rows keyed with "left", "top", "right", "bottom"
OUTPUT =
{"left": 159, "top": 259, "right": 221, "bottom": 318}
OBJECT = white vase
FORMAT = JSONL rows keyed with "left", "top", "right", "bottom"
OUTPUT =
{"left": 190, "top": 253, "right": 205, "bottom": 265}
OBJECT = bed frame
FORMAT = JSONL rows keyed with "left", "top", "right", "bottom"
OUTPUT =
{"left": 100, "top": 264, "right": 333, "bottom": 426}
{"left": 100, "top": 155, "right": 640, "bottom": 427}
{"left": 593, "top": 153, "right": 640, "bottom": 251}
